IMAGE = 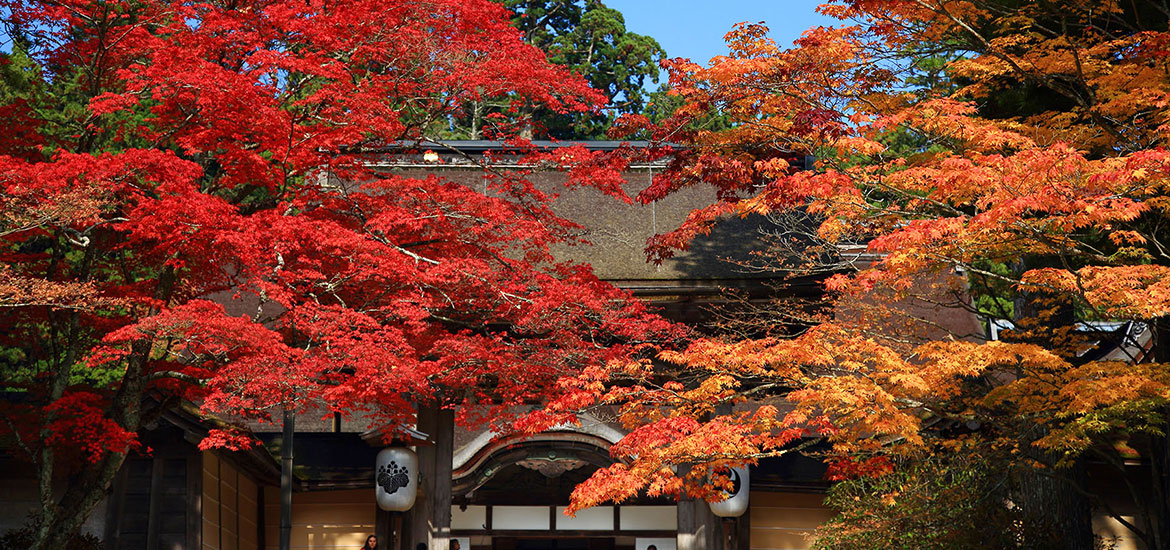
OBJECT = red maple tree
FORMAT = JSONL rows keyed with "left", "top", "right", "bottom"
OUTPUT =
{"left": 0, "top": 0, "right": 679, "bottom": 548}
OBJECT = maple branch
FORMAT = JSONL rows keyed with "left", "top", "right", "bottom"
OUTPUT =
{"left": 0, "top": 301, "right": 97, "bottom": 311}
{"left": 0, "top": 216, "right": 58, "bottom": 239}
{"left": 1145, "top": 0, "right": 1170, "bottom": 19}
{"left": 662, "top": 437, "right": 825, "bottom": 465}
{"left": 364, "top": 232, "right": 535, "bottom": 306}
{"left": 930, "top": 253, "right": 1025, "bottom": 287}
{"left": 390, "top": 243, "right": 441, "bottom": 266}
{"left": 914, "top": 0, "right": 1131, "bottom": 145}
{"left": 147, "top": 371, "right": 206, "bottom": 386}
{"left": 0, "top": 412, "right": 36, "bottom": 463}
{"left": 1035, "top": 454, "right": 1152, "bottom": 547}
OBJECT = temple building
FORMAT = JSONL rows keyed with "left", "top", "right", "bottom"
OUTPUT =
{"left": 0, "top": 141, "right": 1149, "bottom": 550}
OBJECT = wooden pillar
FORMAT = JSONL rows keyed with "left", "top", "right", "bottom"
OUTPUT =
{"left": 678, "top": 498, "right": 714, "bottom": 550}
{"left": 686, "top": 405, "right": 734, "bottom": 550}
{"left": 410, "top": 406, "right": 454, "bottom": 550}
{"left": 104, "top": 464, "right": 128, "bottom": 549}
{"left": 433, "top": 409, "right": 454, "bottom": 550}
{"left": 401, "top": 508, "right": 416, "bottom": 550}
{"left": 706, "top": 504, "right": 719, "bottom": 550}
{"left": 410, "top": 406, "right": 436, "bottom": 550}
{"left": 735, "top": 504, "right": 751, "bottom": 550}
{"left": 146, "top": 458, "right": 163, "bottom": 549}
{"left": 376, "top": 509, "right": 393, "bottom": 550}
{"left": 280, "top": 409, "right": 295, "bottom": 550}
{"left": 374, "top": 510, "right": 406, "bottom": 550}
{"left": 394, "top": 512, "right": 405, "bottom": 550}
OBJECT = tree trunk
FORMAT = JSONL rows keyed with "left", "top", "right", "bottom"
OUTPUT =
{"left": 29, "top": 266, "right": 174, "bottom": 550}
{"left": 1150, "top": 431, "right": 1170, "bottom": 550}
{"left": 32, "top": 450, "right": 129, "bottom": 550}
{"left": 1007, "top": 272, "right": 1095, "bottom": 550}
{"left": 30, "top": 348, "right": 150, "bottom": 550}
{"left": 1013, "top": 460, "right": 1094, "bottom": 550}
{"left": 1147, "top": 317, "right": 1170, "bottom": 550}
{"left": 470, "top": 101, "right": 482, "bottom": 141}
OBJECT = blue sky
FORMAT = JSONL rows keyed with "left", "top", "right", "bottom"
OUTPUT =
{"left": 605, "top": 0, "right": 837, "bottom": 82}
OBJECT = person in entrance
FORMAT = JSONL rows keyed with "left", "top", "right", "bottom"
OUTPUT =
{"left": 362, "top": 535, "right": 379, "bottom": 550}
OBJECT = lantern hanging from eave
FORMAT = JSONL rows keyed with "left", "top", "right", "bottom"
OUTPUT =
{"left": 376, "top": 447, "right": 418, "bottom": 511}
{"left": 708, "top": 466, "right": 749, "bottom": 517}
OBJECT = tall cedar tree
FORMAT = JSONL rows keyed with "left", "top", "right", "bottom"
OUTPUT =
{"left": 451, "top": 0, "right": 665, "bottom": 139}
{"left": 529, "top": 1, "right": 1170, "bottom": 548}
{"left": 0, "top": 1, "right": 682, "bottom": 548}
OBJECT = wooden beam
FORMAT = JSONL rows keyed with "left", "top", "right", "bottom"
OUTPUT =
{"left": 450, "top": 530, "right": 677, "bottom": 538}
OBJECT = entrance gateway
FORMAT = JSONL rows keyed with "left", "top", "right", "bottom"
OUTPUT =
{"left": 451, "top": 504, "right": 677, "bottom": 550}
{"left": 448, "top": 418, "right": 678, "bottom": 550}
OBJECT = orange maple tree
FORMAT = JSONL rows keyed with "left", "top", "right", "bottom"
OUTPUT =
{"left": 538, "top": 1, "right": 1170, "bottom": 548}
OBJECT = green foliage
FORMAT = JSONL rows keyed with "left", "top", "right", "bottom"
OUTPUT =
{"left": 968, "top": 259, "right": 1016, "bottom": 321}
{"left": 0, "top": 514, "right": 105, "bottom": 550}
{"left": 500, "top": 0, "right": 666, "bottom": 138}
{"left": 640, "top": 84, "right": 733, "bottom": 137}
{"left": 0, "top": 34, "right": 155, "bottom": 158}
{"left": 812, "top": 453, "right": 1022, "bottom": 550}
{"left": 0, "top": 43, "right": 51, "bottom": 158}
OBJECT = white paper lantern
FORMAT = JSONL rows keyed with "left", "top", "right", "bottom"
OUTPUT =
{"left": 708, "top": 466, "right": 749, "bottom": 517}
{"left": 376, "top": 447, "right": 418, "bottom": 511}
